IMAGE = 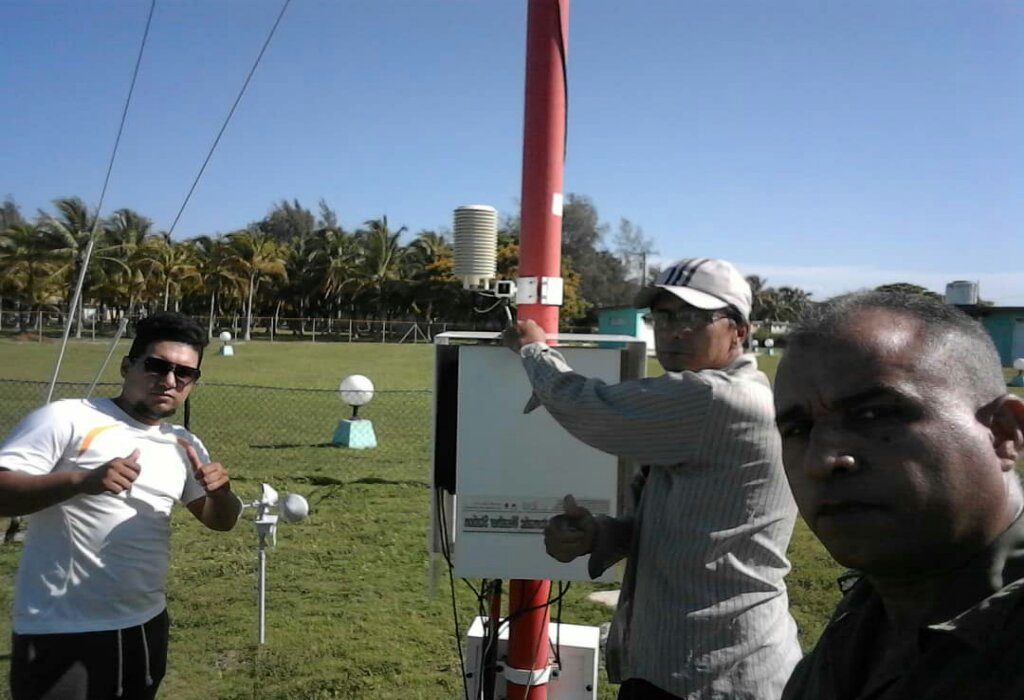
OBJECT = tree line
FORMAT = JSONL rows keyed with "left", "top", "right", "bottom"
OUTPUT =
{"left": 0, "top": 193, "right": 825, "bottom": 341}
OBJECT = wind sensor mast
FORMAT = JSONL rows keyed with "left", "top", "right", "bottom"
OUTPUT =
{"left": 507, "top": 2, "right": 570, "bottom": 698}
{"left": 444, "top": 4, "right": 571, "bottom": 697}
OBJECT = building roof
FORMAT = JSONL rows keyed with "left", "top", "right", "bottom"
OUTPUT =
{"left": 953, "top": 305, "right": 1024, "bottom": 315}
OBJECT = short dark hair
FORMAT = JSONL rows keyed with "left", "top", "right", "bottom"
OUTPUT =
{"left": 128, "top": 312, "right": 208, "bottom": 364}
{"left": 788, "top": 291, "right": 1005, "bottom": 404}
{"left": 717, "top": 305, "right": 751, "bottom": 349}
{"left": 721, "top": 305, "right": 747, "bottom": 326}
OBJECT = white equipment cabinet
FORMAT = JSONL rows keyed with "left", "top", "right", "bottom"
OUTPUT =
{"left": 430, "top": 332, "right": 646, "bottom": 582}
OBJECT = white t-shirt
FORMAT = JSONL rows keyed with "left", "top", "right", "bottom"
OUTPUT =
{"left": 0, "top": 398, "right": 207, "bottom": 634}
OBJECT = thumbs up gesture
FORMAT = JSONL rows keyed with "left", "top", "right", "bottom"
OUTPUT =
{"left": 80, "top": 449, "right": 141, "bottom": 495}
{"left": 543, "top": 494, "right": 596, "bottom": 563}
{"left": 184, "top": 444, "right": 230, "bottom": 495}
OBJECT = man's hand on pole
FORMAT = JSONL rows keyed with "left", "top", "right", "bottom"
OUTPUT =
{"left": 544, "top": 494, "right": 596, "bottom": 563}
{"left": 502, "top": 319, "right": 548, "bottom": 353}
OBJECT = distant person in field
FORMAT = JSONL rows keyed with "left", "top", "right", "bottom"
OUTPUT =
{"left": 504, "top": 258, "right": 801, "bottom": 700}
{"left": 0, "top": 312, "right": 242, "bottom": 700}
{"left": 775, "top": 292, "right": 1024, "bottom": 699}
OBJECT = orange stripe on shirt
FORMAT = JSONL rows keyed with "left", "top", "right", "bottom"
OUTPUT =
{"left": 78, "top": 425, "right": 119, "bottom": 455}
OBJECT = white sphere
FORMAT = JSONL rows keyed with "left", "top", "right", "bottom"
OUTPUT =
{"left": 765, "top": 338, "right": 775, "bottom": 348}
{"left": 751, "top": 339, "right": 760, "bottom": 347}
{"left": 280, "top": 493, "right": 310, "bottom": 523}
{"left": 219, "top": 331, "right": 232, "bottom": 342}
{"left": 339, "top": 374, "right": 375, "bottom": 406}
{"left": 1014, "top": 358, "right": 1024, "bottom": 371}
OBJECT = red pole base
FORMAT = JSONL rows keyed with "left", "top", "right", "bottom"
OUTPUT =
{"left": 506, "top": 579, "right": 552, "bottom": 700}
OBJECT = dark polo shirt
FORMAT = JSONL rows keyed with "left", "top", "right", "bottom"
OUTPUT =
{"left": 783, "top": 514, "right": 1024, "bottom": 700}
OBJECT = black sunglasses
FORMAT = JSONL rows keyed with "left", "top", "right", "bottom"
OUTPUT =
{"left": 135, "top": 356, "right": 201, "bottom": 385}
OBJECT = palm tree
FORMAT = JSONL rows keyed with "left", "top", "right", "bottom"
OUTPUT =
{"left": 38, "top": 197, "right": 101, "bottom": 337}
{"left": 308, "top": 227, "right": 359, "bottom": 319}
{"left": 775, "top": 286, "right": 812, "bottom": 322}
{"left": 354, "top": 216, "right": 406, "bottom": 318}
{"left": 0, "top": 223, "right": 70, "bottom": 332}
{"left": 406, "top": 230, "right": 450, "bottom": 271}
{"left": 190, "top": 235, "right": 243, "bottom": 338}
{"left": 135, "top": 235, "right": 201, "bottom": 311}
{"left": 405, "top": 231, "right": 453, "bottom": 320}
{"left": 100, "top": 208, "right": 153, "bottom": 320}
{"left": 746, "top": 275, "right": 768, "bottom": 321}
{"left": 224, "top": 229, "right": 288, "bottom": 340}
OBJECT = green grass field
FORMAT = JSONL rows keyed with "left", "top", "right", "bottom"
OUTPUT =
{"left": 0, "top": 339, "right": 837, "bottom": 700}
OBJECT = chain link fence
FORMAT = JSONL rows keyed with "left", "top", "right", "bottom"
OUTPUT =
{"left": 0, "top": 380, "right": 435, "bottom": 486}
{"left": 0, "top": 312, "right": 596, "bottom": 344}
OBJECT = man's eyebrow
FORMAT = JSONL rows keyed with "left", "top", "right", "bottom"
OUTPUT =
{"left": 775, "top": 385, "right": 917, "bottom": 426}
{"left": 830, "top": 385, "right": 918, "bottom": 411}
{"left": 775, "top": 404, "right": 808, "bottom": 427}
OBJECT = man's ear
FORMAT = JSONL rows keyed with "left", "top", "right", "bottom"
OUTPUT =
{"left": 120, "top": 356, "right": 130, "bottom": 378}
{"left": 988, "top": 395, "right": 1024, "bottom": 470}
{"left": 734, "top": 322, "right": 751, "bottom": 351}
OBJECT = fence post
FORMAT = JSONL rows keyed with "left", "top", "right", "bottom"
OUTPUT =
{"left": 348, "top": 319, "right": 353, "bottom": 343}
{"left": 381, "top": 320, "right": 386, "bottom": 344}
{"left": 312, "top": 318, "right": 317, "bottom": 343}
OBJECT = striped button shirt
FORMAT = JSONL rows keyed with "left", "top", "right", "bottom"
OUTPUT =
{"left": 520, "top": 344, "right": 802, "bottom": 699}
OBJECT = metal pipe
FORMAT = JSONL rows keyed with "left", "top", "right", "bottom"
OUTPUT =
{"left": 258, "top": 535, "right": 268, "bottom": 644}
{"left": 507, "top": 2, "right": 569, "bottom": 698}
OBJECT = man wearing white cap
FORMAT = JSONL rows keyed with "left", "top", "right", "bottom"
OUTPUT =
{"left": 505, "top": 258, "right": 801, "bottom": 699}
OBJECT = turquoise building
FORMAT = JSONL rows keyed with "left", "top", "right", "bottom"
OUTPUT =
{"left": 596, "top": 306, "right": 655, "bottom": 356}
{"left": 957, "top": 305, "right": 1024, "bottom": 366}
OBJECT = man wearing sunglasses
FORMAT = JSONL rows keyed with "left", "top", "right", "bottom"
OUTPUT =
{"left": 504, "top": 258, "right": 800, "bottom": 699}
{"left": 0, "top": 311, "right": 241, "bottom": 700}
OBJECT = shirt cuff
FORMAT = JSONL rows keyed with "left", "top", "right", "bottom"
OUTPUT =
{"left": 520, "top": 341, "right": 549, "bottom": 359}
{"left": 587, "top": 514, "right": 623, "bottom": 579}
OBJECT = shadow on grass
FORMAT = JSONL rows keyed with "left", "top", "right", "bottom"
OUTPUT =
{"left": 248, "top": 442, "right": 346, "bottom": 449}
{"left": 306, "top": 475, "right": 429, "bottom": 488}
{"left": 231, "top": 474, "right": 428, "bottom": 488}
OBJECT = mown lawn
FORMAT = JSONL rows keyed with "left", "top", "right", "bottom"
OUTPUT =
{"left": 0, "top": 338, "right": 841, "bottom": 700}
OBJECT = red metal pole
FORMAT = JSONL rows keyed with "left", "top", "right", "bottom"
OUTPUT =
{"left": 508, "top": 1, "right": 568, "bottom": 698}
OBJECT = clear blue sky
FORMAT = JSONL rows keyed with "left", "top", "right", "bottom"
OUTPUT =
{"left": 2, "top": 1, "right": 1022, "bottom": 302}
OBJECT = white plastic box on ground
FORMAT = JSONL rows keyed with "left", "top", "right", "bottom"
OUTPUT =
{"left": 429, "top": 332, "right": 646, "bottom": 582}
{"left": 464, "top": 616, "right": 600, "bottom": 700}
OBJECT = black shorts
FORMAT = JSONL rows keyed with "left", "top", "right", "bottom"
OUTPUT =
{"left": 10, "top": 609, "right": 169, "bottom": 700}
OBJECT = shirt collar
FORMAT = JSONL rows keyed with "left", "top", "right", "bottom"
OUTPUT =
{"left": 826, "top": 513, "right": 1024, "bottom": 651}
{"left": 924, "top": 512, "right": 1024, "bottom": 648}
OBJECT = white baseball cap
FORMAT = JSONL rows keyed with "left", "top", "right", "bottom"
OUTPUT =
{"left": 634, "top": 258, "right": 752, "bottom": 321}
